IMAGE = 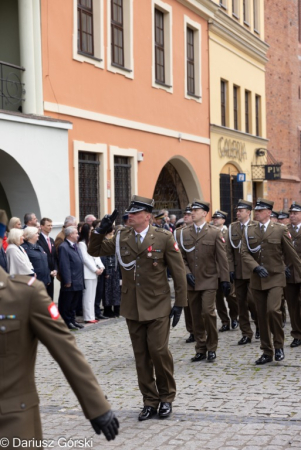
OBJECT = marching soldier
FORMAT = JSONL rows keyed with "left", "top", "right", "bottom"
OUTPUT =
{"left": 278, "top": 210, "right": 290, "bottom": 225}
{"left": 270, "top": 211, "right": 279, "bottom": 223}
{"left": 285, "top": 202, "right": 301, "bottom": 348}
{"left": 241, "top": 198, "right": 301, "bottom": 364}
{"left": 88, "top": 196, "right": 187, "bottom": 421}
{"left": 212, "top": 210, "right": 239, "bottom": 332}
{"left": 0, "top": 210, "right": 119, "bottom": 443}
{"left": 179, "top": 199, "right": 230, "bottom": 363}
{"left": 227, "top": 200, "right": 259, "bottom": 345}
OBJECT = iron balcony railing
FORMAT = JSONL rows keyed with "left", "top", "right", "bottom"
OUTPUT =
{"left": 0, "top": 60, "right": 25, "bottom": 111}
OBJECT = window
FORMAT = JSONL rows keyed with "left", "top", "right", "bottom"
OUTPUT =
{"left": 187, "top": 28, "right": 194, "bottom": 95}
{"left": 184, "top": 16, "right": 202, "bottom": 101}
{"left": 78, "top": 151, "right": 100, "bottom": 221}
{"left": 152, "top": 0, "right": 173, "bottom": 92}
{"left": 232, "top": 0, "right": 239, "bottom": 19}
{"left": 219, "top": 0, "right": 227, "bottom": 10}
{"left": 233, "top": 85, "right": 239, "bottom": 130}
{"left": 255, "top": 94, "right": 261, "bottom": 136}
{"left": 245, "top": 90, "right": 250, "bottom": 133}
{"left": 221, "top": 80, "right": 227, "bottom": 127}
{"left": 253, "top": 0, "right": 259, "bottom": 34}
{"left": 107, "top": 0, "right": 134, "bottom": 78}
{"left": 111, "top": 0, "right": 124, "bottom": 67}
{"left": 74, "top": 0, "right": 104, "bottom": 68}
{"left": 114, "top": 156, "right": 131, "bottom": 224}
{"left": 243, "top": 0, "right": 250, "bottom": 25}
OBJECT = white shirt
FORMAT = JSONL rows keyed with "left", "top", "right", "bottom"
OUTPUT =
{"left": 194, "top": 222, "right": 206, "bottom": 233}
{"left": 293, "top": 224, "right": 300, "bottom": 233}
{"left": 241, "top": 219, "right": 250, "bottom": 229}
{"left": 134, "top": 226, "right": 149, "bottom": 243}
{"left": 260, "top": 220, "right": 270, "bottom": 232}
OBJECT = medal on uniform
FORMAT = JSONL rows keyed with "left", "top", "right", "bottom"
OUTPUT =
{"left": 148, "top": 252, "right": 152, "bottom": 257}
{"left": 147, "top": 245, "right": 153, "bottom": 257}
{"left": 153, "top": 261, "right": 158, "bottom": 266}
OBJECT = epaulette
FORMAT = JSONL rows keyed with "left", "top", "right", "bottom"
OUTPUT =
{"left": 248, "top": 222, "right": 256, "bottom": 227}
{"left": 9, "top": 274, "right": 36, "bottom": 287}
{"left": 273, "top": 222, "right": 283, "bottom": 227}
{"left": 155, "top": 228, "right": 171, "bottom": 235}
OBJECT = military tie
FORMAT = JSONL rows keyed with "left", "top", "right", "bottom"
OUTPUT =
{"left": 260, "top": 224, "right": 265, "bottom": 235}
{"left": 136, "top": 233, "right": 141, "bottom": 251}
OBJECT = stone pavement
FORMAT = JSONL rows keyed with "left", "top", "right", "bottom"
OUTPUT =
{"left": 36, "top": 315, "right": 301, "bottom": 450}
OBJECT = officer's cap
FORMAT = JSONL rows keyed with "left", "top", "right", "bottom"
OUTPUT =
{"left": 278, "top": 210, "right": 289, "bottom": 219}
{"left": 154, "top": 212, "right": 165, "bottom": 219}
{"left": 125, "top": 195, "right": 155, "bottom": 214}
{"left": 184, "top": 203, "right": 192, "bottom": 214}
{"left": 0, "top": 210, "right": 8, "bottom": 239}
{"left": 254, "top": 198, "right": 274, "bottom": 210}
{"left": 212, "top": 210, "right": 228, "bottom": 220}
{"left": 236, "top": 199, "right": 253, "bottom": 210}
{"left": 271, "top": 210, "right": 279, "bottom": 218}
{"left": 289, "top": 201, "right": 301, "bottom": 212}
{"left": 191, "top": 199, "right": 210, "bottom": 212}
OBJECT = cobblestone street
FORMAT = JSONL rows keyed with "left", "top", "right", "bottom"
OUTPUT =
{"left": 37, "top": 315, "right": 301, "bottom": 450}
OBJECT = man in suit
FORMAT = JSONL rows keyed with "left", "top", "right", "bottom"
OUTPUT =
{"left": 23, "top": 212, "right": 38, "bottom": 228}
{"left": 0, "top": 209, "right": 119, "bottom": 443}
{"left": 180, "top": 199, "right": 230, "bottom": 363}
{"left": 285, "top": 201, "right": 301, "bottom": 348}
{"left": 88, "top": 196, "right": 187, "bottom": 421}
{"left": 58, "top": 226, "right": 85, "bottom": 330}
{"left": 227, "top": 199, "right": 259, "bottom": 345}
{"left": 241, "top": 198, "right": 301, "bottom": 365}
{"left": 38, "top": 217, "right": 58, "bottom": 299}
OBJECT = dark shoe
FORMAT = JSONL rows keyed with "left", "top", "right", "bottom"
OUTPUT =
{"left": 290, "top": 338, "right": 301, "bottom": 348}
{"left": 84, "top": 320, "right": 98, "bottom": 324}
{"left": 255, "top": 354, "right": 273, "bottom": 365}
{"left": 238, "top": 336, "right": 251, "bottom": 345}
{"left": 207, "top": 351, "right": 216, "bottom": 362}
{"left": 275, "top": 348, "right": 285, "bottom": 361}
{"left": 67, "top": 322, "right": 78, "bottom": 331}
{"left": 95, "top": 314, "right": 109, "bottom": 320}
{"left": 138, "top": 406, "right": 157, "bottom": 421}
{"left": 191, "top": 353, "right": 206, "bottom": 362}
{"left": 231, "top": 319, "right": 238, "bottom": 330}
{"left": 186, "top": 333, "right": 195, "bottom": 343}
{"left": 255, "top": 327, "right": 260, "bottom": 339}
{"left": 73, "top": 321, "right": 84, "bottom": 329}
{"left": 219, "top": 324, "right": 230, "bottom": 332}
{"left": 158, "top": 402, "right": 172, "bottom": 418}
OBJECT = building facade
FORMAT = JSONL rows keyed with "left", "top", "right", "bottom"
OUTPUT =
{"left": 209, "top": 0, "right": 269, "bottom": 224}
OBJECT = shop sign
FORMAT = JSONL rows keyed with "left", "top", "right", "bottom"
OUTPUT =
{"left": 218, "top": 137, "right": 247, "bottom": 162}
{"left": 237, "top": 173, "right": 246, "bottom": 182}
{"left": 265, "top": 165, "right": 281, "bottom": 180}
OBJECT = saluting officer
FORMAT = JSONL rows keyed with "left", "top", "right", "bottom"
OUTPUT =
{"left": 179, "top": 199, "right": 230, "bottom": 363}
{"left": 227, "top": 199, "right": 259, "bottom": 345}
{"left": 241, "top": 198, "right": 301, "bottom": 365}
{"left": 212, "top": 210, "right": 239, "bottom": 332}
{"left": 88, "top": 196, "right": 187, "bottom": 421}
{"left": 0, "top": 210, "right": 119, "bottom": 443}
{"left": 285, "top": 202, "right": 301, "bottom": 348}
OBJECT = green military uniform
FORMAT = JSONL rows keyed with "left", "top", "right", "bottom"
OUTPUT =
{"left": 89, "top": 221, "right": 187, "bottom": 409}
{"left": 0, "top": 269, "right": 110, "bottom": 441}
{"left": 241, "top": 204, "right": 301, "bottom": 358}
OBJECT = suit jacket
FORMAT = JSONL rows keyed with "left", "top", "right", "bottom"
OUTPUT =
{"left": 227, "top": 220, "right": 257, "bottom": 280}
{"left": 58, "top": 240, "right": 84, "bottom": 291}
{"left": 0, "top": 267, "right": 110, "bottom": 441}
{"left": 286, "top": 224, "right": 301, "bottom": 284}
{"left": 21, "top": 242, "right": 51, "bottom": 286}
{"left": 179, "top": 223, "right": 230, "bottom": 291}
{"left": 38, "top": 234, "right": 58, "bottom": 273}
{"left": 88, "top": 225, "right": 187, "bottom": 321}
{"left": 241, "top": 221, "right": 301, "bottom": 290}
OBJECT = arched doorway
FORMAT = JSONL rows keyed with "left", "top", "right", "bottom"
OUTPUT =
{"left": 220, "top": 162, "right": 243, "bottom": 225}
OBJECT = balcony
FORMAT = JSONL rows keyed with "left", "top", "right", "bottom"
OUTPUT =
{"left": 0, "top": 61, "right": 25, "bottom": 112}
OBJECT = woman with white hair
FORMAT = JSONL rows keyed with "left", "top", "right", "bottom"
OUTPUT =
{"left": 8, "top": 216, "right": 22, "bottom": 231}
{"left": 22, "top": 227, "right": 51, "bottom": 286}
{"left": 6, "top": 228, "right": 35, "bottom": 276}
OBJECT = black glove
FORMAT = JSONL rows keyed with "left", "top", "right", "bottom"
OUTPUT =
{"left": 186, "top": 273, "right": 195, "bottom": 288}
{"left": 285, "top": 266, "right": 291, "bottom": 279}
{"left": 229, "top": 271, "right": 236, "bottom": 284}
{"left": 169, "top": 306, "right": 183, "bottom": 327}
{"left": 95, "top": 210, "right": 118, "bottom": 234}
{"left": 90, "top": 410, "right": 119, "bottom": 441}
{"left": 253, "top": 265, "right": 269, "bottom": 278}
{"left": 221, "top": 281, "right": 231, "bottom": 297}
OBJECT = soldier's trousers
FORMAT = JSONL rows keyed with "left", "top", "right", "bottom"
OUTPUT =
{"left": 188, "top": 289, "right": 218, "bottom": 353}
{"left": 252, "top": 286, "right": 284, "bottom": 356}
{"left": 216, "top": 282, "right": 238, "bottom": 325}
{"left": 284, "top": 283, "right": 301, "bottom": 339}
{"left": 126, "top": 316, "right": 176, "bottom": 408}
{"left": 235, "top": 279, "right": 258, "bottom": 339}
{"left": 184, "top": 303, "right": 193, "bottom": 334}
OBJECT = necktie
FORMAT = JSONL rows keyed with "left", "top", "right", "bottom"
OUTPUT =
{"left": 136, "top": 234, "right": 141, "bottom": 250}
{"left": 47, "top": 237, "right": 52, "bottom": 252}
{"left": 260, "top": 224, "right": 265, "bottom": 234}
{"left": 74, "top": 243, "right": 78, "bottom": 252}
{"left": 241, "top": 224, "right": 245, "bottom": 231}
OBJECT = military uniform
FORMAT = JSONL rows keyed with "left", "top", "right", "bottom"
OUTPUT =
{"left": 0, "top": 269, "right": 110, "bottom": 441}
{"left": 241, "top": 199, "right": 301, "bottom": 360}
{"left": 89, "top": 204, "right": 187, "bottom": 412}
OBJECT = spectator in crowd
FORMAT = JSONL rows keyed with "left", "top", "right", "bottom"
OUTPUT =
{"left": 169, "top": 214, "right": 176, "bottom": 232}
{"left": 0, "top": 244, "right": 7, "bottom": 272}
{"left": 6, "top": 229, "right": 35, "bottom": 276}
{"left": 77, "top": 222, "right": 84, "bottom": 235}
{"left": 2, "top": 226, "right": 8, "bottom": 251}
{"left": 38, "top": 217, "right": 58, "bottom": 298}
{"left": 91, "top": 220, "right": 108, "bottom": 320}
{"left": 8, "top": 216, "right": 22, "bottom": 230}
{"left": 78, "top": 223, "right": 105, "bottom": 323}
{"left": 85, "top": 214, "right": 97, "bottom": 226}
{"left": 55, "top": 215, "right": 78, "bottom": 252}
{"left": 22, "top": 227, "right": 51, "bottom": 287}
{"left": 58, "top": 226, "right": 85, "bottom": 330}
{"left": 23, "top": 212, "right": 38, "bottom": 228}
{"left": 92, "top": 219, "right": 101, "bottom": 231}
{"left": 102, "top": 227, "right": 121, "bottom": 318}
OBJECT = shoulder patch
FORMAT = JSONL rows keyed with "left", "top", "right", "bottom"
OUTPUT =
{"left": 48, "top": 302, "right": 60, "bottom": 320}
{"left": 174, "top": 241, "right": 180, "bottom": 252}
{"left": 27, "top": 277, "right": 36, "bottom": 286}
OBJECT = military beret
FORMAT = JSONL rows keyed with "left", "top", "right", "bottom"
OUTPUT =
{"left": 278, "top": 210, "right": 289, "bottom": 219}
{"left": 126, "top": 195, "right": 155, "bottom": 213}
{"left": 191, "top": 199, "right": 210, "bottom": 212}
{"left": 0, "top": 210, "right": 8, "bottom": 239}
{"left": 236, "top": 199, "right": 253, "bottom": 210}
{"left": 254, "top": 198, "right": 274, "bottom": 210}
{"left": 289, "top": 201, "right": 301, "bottom": 212}
{"left": 212, "top": 210, "right": 228, "bottom": 220}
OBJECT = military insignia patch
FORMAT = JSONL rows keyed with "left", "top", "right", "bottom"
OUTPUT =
{"left": 48, "top": 302, "right": 60, "bottom": 320}
{"left": 174, "top": 242, "right": 179, "bottom": 252}
{"left": 288, "top": 232, "right": 292, "bottom": 239}
{"left": 221, "top": 237, "right": 225, "bottom": 243}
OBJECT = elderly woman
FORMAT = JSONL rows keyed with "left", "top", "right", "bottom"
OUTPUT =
{"left": 6, "top": 228, "right": 35, "bottom": 276}
{"left": 22, "top": 227, "right": 51, "bottom": 286}
{"left": 8, "top": 216, "right": 22, "bottom": 230}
